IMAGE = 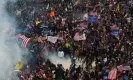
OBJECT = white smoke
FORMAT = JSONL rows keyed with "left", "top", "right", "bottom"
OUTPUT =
{"left": 46, "top": 54, "right": 83, "bottom": 70}
{"left": 0, "top": 0, "right": 23, "bottom": 79}
{"left": 45, "top": 53, "right": 71, "bottom": 70}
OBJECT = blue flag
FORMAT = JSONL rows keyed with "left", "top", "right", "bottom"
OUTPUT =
{"left": 88, "top": 16, "right": 97, "bottom": 22}
{"left": 110, "top": 30, "right": 119, "bottom": 36}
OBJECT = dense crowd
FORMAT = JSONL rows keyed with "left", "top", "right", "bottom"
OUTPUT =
{"left": 6, "top": 0, "right": 133, "bottom": 80}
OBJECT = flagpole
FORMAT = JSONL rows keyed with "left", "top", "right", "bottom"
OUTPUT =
{"left": 131, "top": 0, "right": 133, "bottom": 7}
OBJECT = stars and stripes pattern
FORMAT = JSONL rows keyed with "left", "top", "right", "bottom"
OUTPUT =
{"left": 16, "top": 34, "right": 31, "bottom": 48}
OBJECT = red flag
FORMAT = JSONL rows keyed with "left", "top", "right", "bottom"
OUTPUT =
{"left": 16, "top": 34, "right": 31, "bottom": 48}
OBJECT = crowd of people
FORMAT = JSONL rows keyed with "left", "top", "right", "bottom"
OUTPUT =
{"left": 6, "top": 0, "right": 133, "bottom": 80}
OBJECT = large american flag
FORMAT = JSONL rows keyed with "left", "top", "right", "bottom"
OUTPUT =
{"left": 16, "top": 34, "right": 31, "bottom": 48}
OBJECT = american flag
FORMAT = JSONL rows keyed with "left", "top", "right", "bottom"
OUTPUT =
{"left": 16, "top": 34, "right": 31, "bottom": 48}
{"left": 108, "top": 68, "right": 117, "bottom": 80}
{"left": 117, "top": 65, "right": 131, "bottom": 71}
{"left": 74, "top": 32, "right": 86, "bottom": 41}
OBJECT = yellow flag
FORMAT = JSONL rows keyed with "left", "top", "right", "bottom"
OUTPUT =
{"left": 75, "top": 0, "right": 80, "bottom": 5}
{"left": 116, "top": 4, "right": 120, "bottom": 12}
{"left": 35, "top": 20, "right": 41, "bottom": 26}
{"left": 65, "top": 42, "right": 70, "bottom": 48}
{"left": 15, "top": 60, "right": 23, "bottom": 71}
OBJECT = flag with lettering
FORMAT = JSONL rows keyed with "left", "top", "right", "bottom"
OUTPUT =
{"left": 110, "top": 30, "right": 119, "bottom": 36}
{"left": 47, "top": 36, "right": 58, "bottom": 43}
{"left": 88, "top": 16, "right": 97, "bottom": 22}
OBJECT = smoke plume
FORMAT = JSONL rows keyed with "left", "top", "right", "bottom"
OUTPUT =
{"left": 0, "top": 0, "right": 23, "bottom": 79}
{"left": 46, "top": 54, "right": 71, "bottom": 69}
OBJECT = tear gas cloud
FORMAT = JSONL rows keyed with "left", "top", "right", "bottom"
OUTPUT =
{"left": 0, "top": 0, "right": 72, "bottom": 79}
{"left": 0, "top": 0, "right": 23, "bottom": 79}
{"left": 45, "top": 54, "right": 71, "bottom": 69}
